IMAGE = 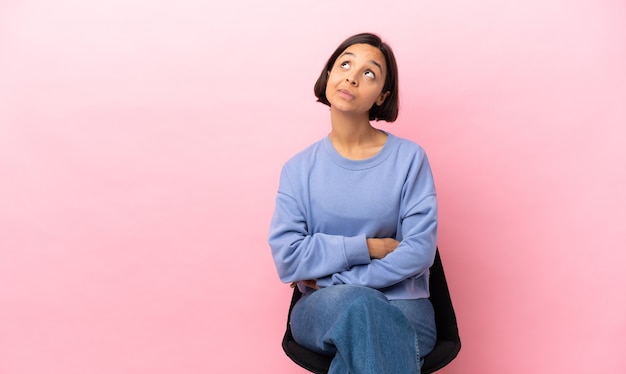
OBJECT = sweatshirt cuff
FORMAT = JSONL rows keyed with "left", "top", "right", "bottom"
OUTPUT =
{"left": 343, "top": 234, "right": 371, "bottom": 268}
{"left": 316, "top": 276, "right": 334, "bottom": 288}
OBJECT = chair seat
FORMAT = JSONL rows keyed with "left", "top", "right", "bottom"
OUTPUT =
{"left": 422, "top": 339, "right": 461, "bottom": 373}
{"left": 284, "top": 336, "right": 460, "bottom": 374}
{"left": 284, "top": 341, "right": 331, "bottom": 374}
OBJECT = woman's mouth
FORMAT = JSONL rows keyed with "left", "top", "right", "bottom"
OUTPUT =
{"left": 337, "top": 89, "right": 355, "bottom": 100}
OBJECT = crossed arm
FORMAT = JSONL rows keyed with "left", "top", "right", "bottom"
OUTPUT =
{"left": 296, "top": 238, "right": 399, "bottom": 290}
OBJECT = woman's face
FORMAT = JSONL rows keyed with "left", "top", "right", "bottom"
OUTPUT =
{"left": 325, "top": 43, "right": 390, "bottom": 117}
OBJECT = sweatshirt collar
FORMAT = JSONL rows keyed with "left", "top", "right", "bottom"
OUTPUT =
{"left": 322, "top": 131, "right": 396, "bottom": 170}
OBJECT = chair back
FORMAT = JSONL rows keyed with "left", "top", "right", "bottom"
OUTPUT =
{"left": 422, "top": 249, "right": 461, "bottom": 373}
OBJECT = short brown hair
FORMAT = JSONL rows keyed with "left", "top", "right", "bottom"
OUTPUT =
{"left": 313, "top": 33, "right": 399, "bottom": 122}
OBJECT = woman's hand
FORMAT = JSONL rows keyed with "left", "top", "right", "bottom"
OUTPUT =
{"left": 290, "top": 279, "right": 319, "bottom": 290}
{"left": 301, "top": 279, "right": 319, "bottom": 290}
{"left": 366, "top": 238, "right": 400, "bottom": 259}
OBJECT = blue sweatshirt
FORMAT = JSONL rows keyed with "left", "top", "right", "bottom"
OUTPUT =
{"left": 269, "top": 132, "right": 437, "bottom": 300}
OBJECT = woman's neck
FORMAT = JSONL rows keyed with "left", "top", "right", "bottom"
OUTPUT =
{"left": 329, "top": 109, "right": 387, "bottom": 160}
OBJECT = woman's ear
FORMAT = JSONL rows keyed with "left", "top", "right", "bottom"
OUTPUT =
{"left": 376, "top": 91, "right": 391, "bottom": 106}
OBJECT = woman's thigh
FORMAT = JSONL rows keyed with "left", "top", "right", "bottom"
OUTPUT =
{"left": 390, "top": 298, "right": 437, "bottom": 356}
{"left": 290, "top": 285, "right": 435, "bottom": 356}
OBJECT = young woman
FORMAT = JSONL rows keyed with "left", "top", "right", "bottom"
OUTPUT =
{"left": 269, "top": 32, "right": 438, "bottom": 373}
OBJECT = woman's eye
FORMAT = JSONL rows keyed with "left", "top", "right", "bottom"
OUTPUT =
{"left": 340, "top": 62, "right": 350, "bottom": 69}
{"left": 364, "top": 71, "right": 376, "bottom": 79}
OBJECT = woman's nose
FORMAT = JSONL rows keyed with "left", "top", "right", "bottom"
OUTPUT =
{"left": 345, "top": 76, "right": 358, "bottom": 86}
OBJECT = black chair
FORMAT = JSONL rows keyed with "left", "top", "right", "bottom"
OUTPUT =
{"left": 281, "top": 248, "right": 461, "bottom": 373}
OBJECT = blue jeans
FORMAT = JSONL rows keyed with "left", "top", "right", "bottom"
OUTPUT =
{"left": 291, "top": 285, "right": 436, "bottom": 374}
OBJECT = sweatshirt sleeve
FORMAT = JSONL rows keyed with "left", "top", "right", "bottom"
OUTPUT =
{"left": 318, "top": 152, "right": 438, "bottom": 289}
{"left": 268, "top": 166, "right": 371, "bottom": 283}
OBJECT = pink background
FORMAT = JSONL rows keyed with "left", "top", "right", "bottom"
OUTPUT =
{"left": 1, "top": 0, "right": 625, "bottom": 373}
